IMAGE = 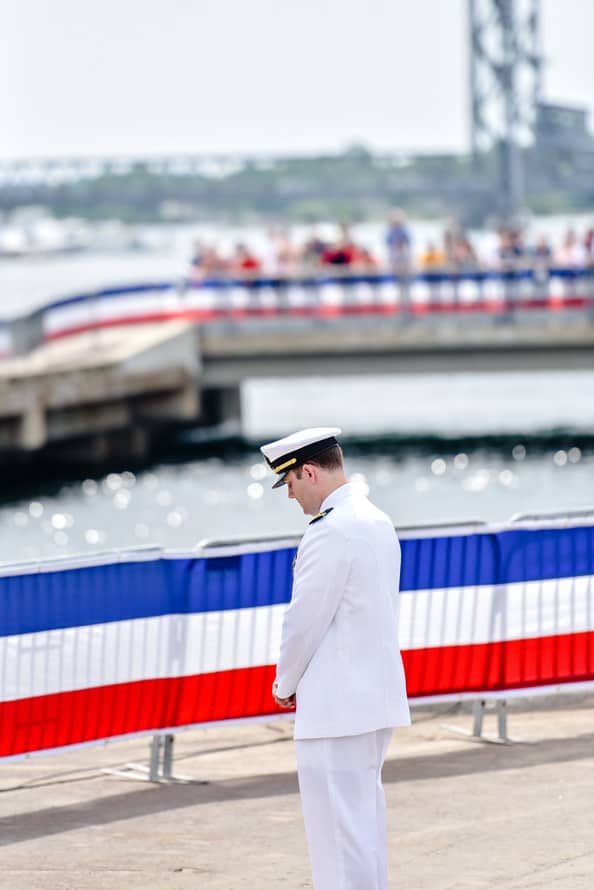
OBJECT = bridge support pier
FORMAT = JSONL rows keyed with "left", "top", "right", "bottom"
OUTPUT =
{"left": 201, "top": 385, "right": 242, "bottom": 431}
{"left": 46, "top": 427, "right": 152, "bottom": 467}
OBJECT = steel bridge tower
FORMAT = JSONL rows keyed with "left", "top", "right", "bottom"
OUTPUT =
{"left": 468, "top": 0, "right": 543, "bottom": 222}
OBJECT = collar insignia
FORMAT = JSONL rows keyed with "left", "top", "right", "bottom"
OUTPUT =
{"left": 309, "top": 507, "right": 334, "bottom": 526}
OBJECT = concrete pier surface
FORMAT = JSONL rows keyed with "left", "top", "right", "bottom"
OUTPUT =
{"left": 1, "top": 695, "right": 594, "bottom": 890}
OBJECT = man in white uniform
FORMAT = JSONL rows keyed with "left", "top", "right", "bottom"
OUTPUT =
{"left": 260, "top": 427, "right": 410, "bottom": 890}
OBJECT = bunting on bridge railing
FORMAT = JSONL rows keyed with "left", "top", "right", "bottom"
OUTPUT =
{"left": 2, "top": 267, "right": 593, "bottom": 357}
{"left": 39, "top": 267, "right": 594, "bottom": 343}
{"left": 1, "top": 517, "right": 593, "bottom": 759}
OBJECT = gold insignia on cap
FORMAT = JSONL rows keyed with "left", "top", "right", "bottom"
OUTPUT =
{"left": 274, "top": 457, "right": 298, "bottom": 474}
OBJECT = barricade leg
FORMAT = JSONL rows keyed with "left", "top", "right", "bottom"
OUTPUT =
{"left": 149, "top": 734, "right": 164, "bottom": 782}
{"left": 472, "top": 699, "right": 508, "bottom": 742}
{"left": 103, "top": 734, "right": 206, "bottom": 784}
{"left": 443, "top": 699, "right": 512, "bottom": 744}
{"left": 162, "top": 734, "right": 175, "bottom": 780}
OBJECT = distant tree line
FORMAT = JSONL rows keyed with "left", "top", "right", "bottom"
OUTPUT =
{"left": 0, "top": 146, "right": 591, "bottom": 226}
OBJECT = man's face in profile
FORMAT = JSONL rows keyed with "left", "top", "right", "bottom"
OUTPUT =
{"left": 285, "top": 466, "right": 317, "bottom": 516}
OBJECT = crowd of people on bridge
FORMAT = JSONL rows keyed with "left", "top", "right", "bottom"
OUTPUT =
{"left": 187, "top": 213, "right": 594, "bottom": 281}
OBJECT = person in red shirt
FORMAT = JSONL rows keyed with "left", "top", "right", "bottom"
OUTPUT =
{"left": 321, "top": 224, "right": 358, "bottom": 267}
{"left": 232, "top": 243, "right": 262, "bottom": 274}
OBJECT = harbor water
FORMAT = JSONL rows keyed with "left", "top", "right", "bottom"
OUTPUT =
{"left": 1, "top": 370, "right": 594, "bottom": 563}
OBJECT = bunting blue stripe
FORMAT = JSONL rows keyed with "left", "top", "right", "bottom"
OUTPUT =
{"left": 0, "top": 525, "right": 593, "bottom": 638}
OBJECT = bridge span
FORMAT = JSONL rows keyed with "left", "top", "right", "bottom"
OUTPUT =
{"left": 200, "top": 316, "right": 594, "bottom": 384}
{"left": 0, "top": 267, "right": 593, "bottom": 463}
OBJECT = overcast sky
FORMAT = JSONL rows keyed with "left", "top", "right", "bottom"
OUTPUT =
{"left": 1, "top": 0, "right": 593, "bottom": 159}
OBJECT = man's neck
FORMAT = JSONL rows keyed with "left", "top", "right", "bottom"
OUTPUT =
{"left": 314, "top": 474, "right": 348, "bottom": 514}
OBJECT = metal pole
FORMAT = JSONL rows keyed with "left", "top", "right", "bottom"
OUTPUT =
{"left": 163, "top": 734, "right": 175, "bottom": 780}
{"left": 499, "top": 0, "right": 524, "bottom": 221}
{"left": 149, "top": 735, "right": 162, "bottom": 782}
{"left": 496, "top": 700, "right": 508, "bottom": 741}
{"left": 468, "top": 0, "right": 480, "bottom": 165}
{"left": 472, "top": 700, "right": 485, "bottom": 737}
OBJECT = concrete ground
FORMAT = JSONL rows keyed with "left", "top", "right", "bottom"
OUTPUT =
{"left": 1, "top": 695, "right": 594, "bottom": 890}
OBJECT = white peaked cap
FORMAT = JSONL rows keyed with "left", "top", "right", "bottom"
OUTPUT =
{"left": 260, "top": 427, "right": 342, "bottom": 488}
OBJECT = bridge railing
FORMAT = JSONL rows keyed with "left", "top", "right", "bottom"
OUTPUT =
{"left": 1, "top": 507, "right": 594, "bottom": 762}
{"left": 1, "top": 264, "right": 593, "bottom": 359}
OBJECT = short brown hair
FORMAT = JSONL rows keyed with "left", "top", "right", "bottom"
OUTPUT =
{"left": 294, "top": 444, "right": 344, "bottom": 476}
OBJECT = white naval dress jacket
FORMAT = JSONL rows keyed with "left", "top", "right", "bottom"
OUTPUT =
{"left": 275, "top": 482, "right": 411, "bottom": 739}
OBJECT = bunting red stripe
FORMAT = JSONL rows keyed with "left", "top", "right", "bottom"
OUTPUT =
{"left": 3, "top": 628, "right": 594, "bottom": 757}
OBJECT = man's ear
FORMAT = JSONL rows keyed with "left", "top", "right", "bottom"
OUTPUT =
{"left": 303, "top": 463, "right": 316, "bottom": 482}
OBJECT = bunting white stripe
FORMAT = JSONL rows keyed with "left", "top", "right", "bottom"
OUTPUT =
{"left": 2, "top": 573, "right": 593, "bottom": 703}
{"left": 0, "top": 605, "right": 285, "bottom": 703}
{"left": 399, "top": 574, "right": 594, "bottom": 650}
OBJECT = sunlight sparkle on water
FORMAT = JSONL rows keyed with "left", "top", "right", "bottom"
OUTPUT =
{"left": 104, "top": 473, "right": 123, "bottom": 492}
{"left": 166, "top": 511, "right": 184, "bottom": 527}
{"left": 249, "top": 463, "right": 267, "bottom": 481}
{"left": 462, "top": 469, "right": 491, "bottom": 492}
{"left": 51, "top": 513, "right": 69, "bottom": 530}
{"left": 498, "top": 470, "right": 517, "bottom": 488}
{"left": 113, "top": 490, "right": 131, "bottom": 509}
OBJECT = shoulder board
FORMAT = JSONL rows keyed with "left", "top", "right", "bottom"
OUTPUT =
{"left": 309, "top": 507, "right": 334, "bottom": 526}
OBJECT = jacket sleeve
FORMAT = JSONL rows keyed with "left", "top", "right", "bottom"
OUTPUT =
{"left": 275, "top": 523, "right": 352, "bottom": 698}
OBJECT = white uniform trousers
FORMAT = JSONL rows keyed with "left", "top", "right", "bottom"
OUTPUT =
{"left": 295, "top": 728, "right": 393, "bottom": 890}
